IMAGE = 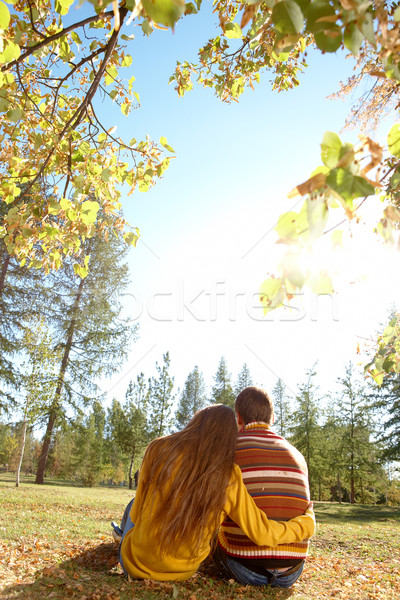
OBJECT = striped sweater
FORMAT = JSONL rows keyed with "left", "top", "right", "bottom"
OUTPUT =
{"left": 218, "top": 422, "right": 310, "bottom": 561}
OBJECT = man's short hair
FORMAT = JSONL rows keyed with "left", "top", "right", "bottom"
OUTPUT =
{"left": 235, "top": 386, "right": 274, "bottom": 425}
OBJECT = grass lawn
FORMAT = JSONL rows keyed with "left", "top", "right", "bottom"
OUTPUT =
{"left": 1, "top": 474, "right": 399, "bottom": 600}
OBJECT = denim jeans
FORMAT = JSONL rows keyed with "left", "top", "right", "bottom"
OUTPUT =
{"left": 118, "top": 498, "right": 135, "bottom": 576}
{"left": 213, "top": 546, "right": 304, "bottom": 588}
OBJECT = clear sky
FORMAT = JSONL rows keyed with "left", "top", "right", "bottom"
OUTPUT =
{"left": 88, "top": 4, "right": 400, "bottom": 404}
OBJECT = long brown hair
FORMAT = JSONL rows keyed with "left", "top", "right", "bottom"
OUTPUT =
{"left": 138, "top": 404, "right": 237, "bottom": 556}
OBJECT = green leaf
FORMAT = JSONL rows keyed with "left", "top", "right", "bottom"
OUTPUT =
{"left": 305, "top": 0, "right": 335, "bottom": 34}
{"left": 382, "top": 325, "right": 396, "bottom": 344}
{"left": 360, "top": 12, "right": 376, "bottom": 47}
{"left": 185, "top": 2, "right": 198, "bottom": 14}
{"left": 141, "top": 19, "right": 153, "bottom": 35}
{"left": 394, "top": 6, "right": 400, "bottom": 21}
{"left": 81, "top": 200, "right": 100, "bottom": 225}
{"left": 224, "top": 22, "right": 243, "bottom": 39}
{"left": 272, "top": 0, "right": 304, "bottom": 35}
{"left": 160, "top": 136, "right": 175, "bottom": 152}
{"left": 0, "top": 1, "right": 10, "bottom": 30}
{"left": 388, "top": 123, "right": 400, "bottom": 157}
{"left": 121, "top": 54, "right": 133, "bottom": 68}
{"left": 54, "top": 0, "right": 74, "bottom": 16}
{"left": 275, "top": 211, "right": 299, "bottom": 239}
{"left": 344, "top": 23, "right": 363, "bottom": 55}
{"left": 101, "top": 168, "right": 112, "bottom": 182}
{"left": 121, "top": 102, "right": 130, "bottom": 116}
{"left": 0, "top": 41, "right": 21, "bottom": 65}
{"left": 307, "top": 195, "right": 328, "bottom": 240}
{"left": 259, "top": 277, "right": 284, "bottom": 312}
{"left": 321, "top": 131, "right": 342, "bottom": 168}
{"left": 124, "top": 231, "right": 139, "bottom": 247}
{"left": 314, "top": 25, "right": 342, "bottom": 53}
{"left": 104, "top": 66, "right": 118, "bottom": 86}
{"left": 7, "top": 107, "right": 22, "bottom": 123}
{"left": 141, "top": 0, "right": 185, "bottom": 28}
{"left": 370, "top": 368, "right": 384, "bottom": 386}
{"left": 73, "top": 263, "right": 88, "bottom": 279}
{"left": 327, "top": 169, "right": 374, "bottom": 203}
{"left": 275, "top": 203, "right": 309, "bottom": 242}
{"left": 48, "top": 202, "right": 61, "bottom": 215}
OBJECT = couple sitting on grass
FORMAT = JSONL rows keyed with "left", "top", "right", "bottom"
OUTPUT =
{"left": 111, "top": 387, "right": 315, "bottom": 588}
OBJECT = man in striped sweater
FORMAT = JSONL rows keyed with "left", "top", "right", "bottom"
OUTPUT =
{"left": 215, "top": 386, "right": 311, "bottom": 588}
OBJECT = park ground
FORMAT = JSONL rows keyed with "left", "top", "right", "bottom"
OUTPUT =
{"left": 0, "top": 475, "right": 399, "bottom": 600}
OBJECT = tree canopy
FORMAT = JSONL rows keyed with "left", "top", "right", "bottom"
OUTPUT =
{"left": 1, "top": 0, "right": 400, "bottom": 378}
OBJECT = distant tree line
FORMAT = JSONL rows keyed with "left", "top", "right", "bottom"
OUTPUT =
{"left": 1, "top": 350, "right": 400, "bottom": 505}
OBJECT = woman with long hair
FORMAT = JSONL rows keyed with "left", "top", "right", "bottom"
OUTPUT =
{"left": 117, "top": 404, "right": 315, "bottom": 581}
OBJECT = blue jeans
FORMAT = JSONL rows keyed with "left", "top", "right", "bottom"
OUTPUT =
{"left": 214, "top": 546, "right": 304, "bottom": 588}
{"left": 118, "top": 499, "right": 135, "bottom": 576}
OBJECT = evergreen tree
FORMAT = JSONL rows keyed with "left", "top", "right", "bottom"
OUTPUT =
{"left": 321, "top": 403, "right": 349, "bottom": 503}
{"left": 271, "top": 378, "right": 291, "bottom": 437}
{"left": 107, "top": 373, "right": 149, "bottom": 489}
{"left": 148, "top": 352, "right": 175, "bottom": 439}
{"left": 15, "top": 319, "right": 61, "bottom": 487}
{"left": 35, "top": 226, "right": 135, "bottom": 484}
{"left": 289, "top": 366, "right": 322, "bottom": 498}
{"left": 0, "top": 196, "right": 49, "bottom": 414}
{"left": 336, "top": 362, "right": 380, "bottom": 503}
{"left": 234, "top": 363, "right": 253, "bottom": 396}
{"left": 73, "top": 401, "right": 105, "bottom": 487}
{"left": 175, "top": 366, "right": 206, "bottom": 429}
{"left": 46, "top": 424, "right": 78, "bottom": 480}
{"left": 0, "top": 423, "right": 18, "bottom": 469}
{"left": 374, "top": 373, "right": 400, "bottom": 461}
{"left": 210, "top": 356, "right": 235, "bottom": 408}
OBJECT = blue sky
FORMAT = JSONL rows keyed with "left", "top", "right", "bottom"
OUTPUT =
{"left": 86, "top": 4, "right": 400, "bottom": 405}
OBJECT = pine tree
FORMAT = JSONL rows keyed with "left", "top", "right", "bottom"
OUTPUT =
{"left": 0, "top": 197, "right": 49, "bottom": 414}
{"left": 234, "top": 363, "right": 253, "bottom": 396}
{"left": 107, "top": 373, "right": 149, "bottom": 489}
{"left": 271, "top": 378, "right": 291, "bottom": 437}
{"left": 35, "top": 226, "right": 135, "bottom": 484}
{"left": 73, "top": 401, "right": 105, "bottom": 487}
{"left": 336, "top": 362, "right": 379, "bottom": 504}
{"left": 148, "top": 352, "right": 175, "bottom": 439}
{"left": 289, "top": 366, "right": 322, "bottom": 498}
{"left": 210, "top": 356, "right": 235, "bottom": 408}
{"left": 175, "top": 366, "right": 206, "bottom": 429}
{"left": 15, "top": 319, "right": 61, "bottom": 487}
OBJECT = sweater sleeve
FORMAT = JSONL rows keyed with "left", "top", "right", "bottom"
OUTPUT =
{"left": 223, "top": 465, "right": 315, "bottom": 547}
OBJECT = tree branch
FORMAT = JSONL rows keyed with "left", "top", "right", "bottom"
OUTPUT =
{"left": 1, "top": 9, "right": 114, "bottom": 73}
{"left": 22, "top": 8, "right": 129, "bottom": 195}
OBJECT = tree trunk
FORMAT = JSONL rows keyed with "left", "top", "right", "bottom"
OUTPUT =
{"left": 35, "top": 278, "right": 84, "bottom": 484}
{"left": 35, "top": 409, "right": 57, "bottom": 484}
{"left": 16, "top": 418, "right": 27, "bottom": 487}
{"left": 337, "top": 473, "right": 342, "bottom": 504}
{"left": 0, "top": 254, "right": 11, "bottom": 294}
{"left": 128, "top": 446, "right": 135, "bottom": 490}
{"left": 350, "top": 452, "right": 355, "bottom": 504}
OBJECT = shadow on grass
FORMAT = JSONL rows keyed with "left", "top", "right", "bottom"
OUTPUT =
{"left": 2, "top": 543, "right": 294, "bottom": 600}
{"left": 315, "top": 502, "right": 400, "bottom": 524}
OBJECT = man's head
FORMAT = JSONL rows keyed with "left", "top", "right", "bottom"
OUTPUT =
{"left": 235, "top": 386, "right": 274, "bottom": 426}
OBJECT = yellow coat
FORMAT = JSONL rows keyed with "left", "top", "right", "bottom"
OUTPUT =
{"left": 120, "top": 462, "right": 315, "bottom": 581}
